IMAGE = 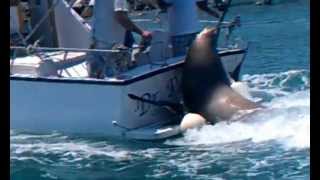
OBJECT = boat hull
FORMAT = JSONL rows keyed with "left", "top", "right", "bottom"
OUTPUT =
{"left": 10, "top": 69, "right": 181, "bottom": 137}
{"left": 10, "top": 49, "right": 247, "bottom": 139}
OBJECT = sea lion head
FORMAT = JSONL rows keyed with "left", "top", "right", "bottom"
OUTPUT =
{"left": 186, "top": 27, "right": 219, "bottom": 64}
{"left": 196, "top": 27, "right": 218, "bottom": 43}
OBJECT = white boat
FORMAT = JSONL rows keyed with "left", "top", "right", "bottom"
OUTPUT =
{"left": 10, "top": 0, "right": 248, "bottom": 140}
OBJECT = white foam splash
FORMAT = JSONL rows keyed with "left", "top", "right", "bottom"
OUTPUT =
{"left": 10, "top": 141, "right": 132, "bottom": 162}
{"left": 231, "top": 81, "right": 252, "bottom": 100}
{"left": 10, "top": 156, "right": 47, "bottom": 165}
{"left": 167, "top": 71, "right": 310, "bottom": 150}
{"left": 242, "top": 69, "right": 309, "bottom": 96}
{"left": 10, "top": 132, "right": 66, "bottom": 141}
{"left": 41, "top": 172, "right": 58, "bottom": 180}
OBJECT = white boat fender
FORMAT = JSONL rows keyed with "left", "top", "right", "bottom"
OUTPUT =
{"left": 180, "top": 113, "right": 206, "bottom": 131}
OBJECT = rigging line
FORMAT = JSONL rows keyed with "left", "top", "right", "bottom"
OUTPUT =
{"left": 24, "top": 0, "right": 78, "bottom": 43}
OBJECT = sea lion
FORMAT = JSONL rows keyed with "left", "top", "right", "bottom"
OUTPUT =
{"left": 181, "top": 27, "right": 261, "bottom": 125}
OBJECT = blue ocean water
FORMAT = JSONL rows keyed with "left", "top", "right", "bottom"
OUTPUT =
{"left": 10, "top": 0, "right": 309, "bottom": 179}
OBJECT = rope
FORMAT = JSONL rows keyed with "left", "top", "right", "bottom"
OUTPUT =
{"left": 215, "top": 0, "right": 233, "bottom": 45}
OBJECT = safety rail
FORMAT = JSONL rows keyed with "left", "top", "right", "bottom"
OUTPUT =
{"left": 10, "top": 46, "right": 125, "bottom": 54}
{"left": 10, "top": 44, "right": 170, "bottom": 77}
{"left": 10, "top": 46, "right": 126, "bottom": 68}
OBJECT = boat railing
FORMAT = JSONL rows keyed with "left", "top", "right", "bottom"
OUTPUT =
{"left": 10, "top": 42, "right": 168, "bottom": 60}
{"left": 10, "top": 46, "right": 127, "bottom": 73}
{"left": 10, "top": 46, "right": 124, "bottom": 64}
{"left": 132, "top": 17, "right": 241, "bottom": 44}
{"left": 10, "top": 44, "right": 170, "bottom": 77}
{"left": 132, "top": 18, "right": 238, "bottom": 28}
{"left": 10, "top": 46, "right": 125, "bottom": 54}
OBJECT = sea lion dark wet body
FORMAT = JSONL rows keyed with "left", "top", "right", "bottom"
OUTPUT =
{"left": 182, "top": 28, "right": 259, "bottom": 124}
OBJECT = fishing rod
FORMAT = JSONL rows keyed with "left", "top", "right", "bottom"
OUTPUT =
{"left": 214, "top": 0, "right": 234, "bottom": 46}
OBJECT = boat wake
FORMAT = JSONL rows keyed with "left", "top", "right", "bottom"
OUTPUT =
{"left": 10, "top": 70, "right": 309, "bottom": 179}
{"left": 166, "top": 69, "right": 310, "bottom": 150}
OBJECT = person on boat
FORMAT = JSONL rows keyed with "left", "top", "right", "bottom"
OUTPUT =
{"left": 156, "top": 0, "right": 222, "bottom": 57}
{"left": 86, "top": 0, "right": 152, "bottom": 79}
{"left": 71, "top": 0, "right": 91, "bottom": 15}
{"left": 79, "top": 0, "right": 94, "bottom": 18}
{"left": 82, "top": 0, "right": 134, "bottom": 47}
